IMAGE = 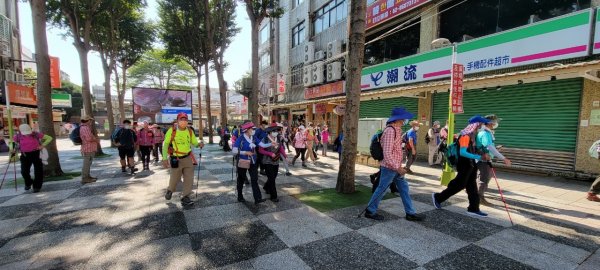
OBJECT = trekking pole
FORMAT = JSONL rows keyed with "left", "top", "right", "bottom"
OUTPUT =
{"left": 195, "top": 151, "right": 202, "bottom": 199}
{"left": 231, "top": 155, "right": 235, "bottom": 181}
{"left": 489, "top": 163, "right": 514, "bottom": 226}
{"left": 0, "top": 153, "right": 13, "bottom": 191}
{"left": 12, "top": 153, "right": 17, "bottom": 191}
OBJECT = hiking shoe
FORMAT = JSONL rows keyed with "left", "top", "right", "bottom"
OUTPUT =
{"left": 32, "top": 188, "right": 41, "bottom": 193}
{"left": 181, "top": 196, "right": 194, "bottom": 207}
{"left": 255, "top": 198, "right": 267, "bottom": 205}
{"left": 432, "top": 193, "right": 442, "bottom": 209}
{"left": 467, "top": 210, "right": 489, "bottom": 217}
{"left": 587, "top": 192, "right": 600, "bottom": 202}
{"left": 260, "top": 170, "right": 266, "bottom": 175}
{"left": 24, "top": 185, "right": 31, "bottom": 191}
{"left": 165, "top": 190, "right": 173, "bottom": 200}
{"left": 302, "top": 163, "right": 308, "bottom": 168}
{"left": 237, "top": 197, "right": 246, "bottom": 203}
{"left": 270, "top": 197, "right": 280, "bottom": 202}
{"left": 406, "top": 213, "right": 425, "bottom": 221}
{"left": 364, "top": 210, "right": 384, "bottom": 221}
{"left": 130, "top": 167, "right": 138, "bottom": 174}
{"left": 121, "top": 167, "right": 127, "bottom": 172}
{"left": 285, "top": 172, "right": 292, "bottom": 176}
{"left": 245, "top": 180, "right": 250, "bottom": 185}
{"left": 406, "top": 168, "right": 414, "bottom": 174}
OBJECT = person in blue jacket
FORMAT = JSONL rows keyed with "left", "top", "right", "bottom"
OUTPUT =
{"left": 232, "top": 121, "right": 267, "bottom": 205}
{"left": 254, "top": 120, "right": 269, "bottom": 175}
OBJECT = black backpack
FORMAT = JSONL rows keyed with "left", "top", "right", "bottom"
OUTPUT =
{"left": 370, "top": 127, "right": 396, "bottom": 161}
{"left": 425, "top": 129, "right": 431, "bottom": 144}
{"left": 70, "top": 126, "right": 82, "bottom": 144}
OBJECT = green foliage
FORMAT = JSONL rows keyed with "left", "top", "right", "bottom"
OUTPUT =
{"left": 23, "top": 68, "right": 37, "bottom": 87}
{"left": 128, "top": 49, "right": 196, "bottom": 89}
{"left": 244, "top": 0, "right": 285, "bottom": 24}
{"left": 293, "top": 185, "right": 395, "bottom": 212}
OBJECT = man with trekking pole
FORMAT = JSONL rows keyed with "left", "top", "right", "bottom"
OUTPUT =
{"left": 363, "top": 107, "right": 425, "bottom": 221}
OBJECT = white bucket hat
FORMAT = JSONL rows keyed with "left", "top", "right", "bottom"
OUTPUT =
{"left": 19, "top": 124, "right": 32, "bottom": 135}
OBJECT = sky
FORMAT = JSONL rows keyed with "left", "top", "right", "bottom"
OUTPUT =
{"left": 17, "top": 0, "right": 251, "bottom": 92}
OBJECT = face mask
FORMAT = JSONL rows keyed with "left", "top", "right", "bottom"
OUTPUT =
{"left": 250, "top": 130, "right": 256, "bottom": 136}
{"left": 492, "top": 123, "right": 499, "bottom": 129}
{"left": 271, "top": 132, "right": 279, "bottom": 137}
{"left": 414, "top": 127, "right": 420, "bottom": 131}
{"left": 124, "top": 125, "right": 131, "bottom": 129}
{"left": 263, "top": 125, "right": 268, "bottom": 129}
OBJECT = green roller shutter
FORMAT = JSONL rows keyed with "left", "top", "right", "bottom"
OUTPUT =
{"left": 360, "top": 97, "right": 419, "bottom": 119}
{"left": 432, "top": 78, "right": 582, "bottom": 152}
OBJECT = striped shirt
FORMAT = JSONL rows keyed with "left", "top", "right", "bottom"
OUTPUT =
{"left": 380, "top": 125, "right": 403, "bottom": 171}
{"left": 80, "top": 123, "right": 97, "bottom": 153}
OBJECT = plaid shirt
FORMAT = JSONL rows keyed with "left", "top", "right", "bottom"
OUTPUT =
{"left": 153, "top": 129, "right": 165, "bottom": 144}
{"left": 80, "top": 123, "right": 97, "bottom": 153}
{"left": 380, "top": 125, "right": 403, "bottom": 171}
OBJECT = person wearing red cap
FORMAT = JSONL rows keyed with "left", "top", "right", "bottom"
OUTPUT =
{"left": 162, "top": 112, "right": 204, "bottom": 207}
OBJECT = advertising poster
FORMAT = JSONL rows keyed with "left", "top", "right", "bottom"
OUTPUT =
{"left": 132, "top": 87, "right": 192, "bottom": 124}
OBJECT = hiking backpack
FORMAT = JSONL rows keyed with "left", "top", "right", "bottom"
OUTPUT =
{"left": 425, "top": 130, "right": 431, "bottom": 144}
{"left": 111, "top": 127, "right": 122, "bottom": 142}
{"left": 70, "top": 126, "right": 82, "bottom": 144}
{"left": 445, "top": 137, "right": 460, "bottom": 169}
{"left": 369, "top": 127, "right": 396, "bottom": 161}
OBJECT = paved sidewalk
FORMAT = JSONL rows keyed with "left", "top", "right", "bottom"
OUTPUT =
{"left": 0, "top": 139, "right": 598, "bottom": 269}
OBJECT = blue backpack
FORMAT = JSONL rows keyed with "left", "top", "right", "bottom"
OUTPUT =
{"left": 445, "top": 136, "right": 460, "bottom": 168}
{"left": 70, "top": 126, "right": 82, "bottom": 144}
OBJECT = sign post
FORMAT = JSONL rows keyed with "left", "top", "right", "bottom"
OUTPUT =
{"left": 440, "top": 44, "right": 461, "bottom": 186}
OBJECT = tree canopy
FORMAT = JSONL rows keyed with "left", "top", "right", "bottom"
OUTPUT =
{"left": 128, "top": 49, "right": 196, "bottom": 89}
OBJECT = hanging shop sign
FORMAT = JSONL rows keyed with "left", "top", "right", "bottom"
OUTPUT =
{"left": 593, "top": 8, "right": 600, "bottom": 54}
{"left": 451, "top": 64, "right": 464, "bottom": 114}
{"left": 304, "top": 81, "right": 345, "bottom": 99}
{"left": 333, "top": 105, "right": 346, "bottom": 115}
{"left": 361, "top": 9, "right": 593, "bottom": 91}
{"left": 51, "top": 93, "right": 72, "bottom": 108}
{"left": 277, "top": 73, "right": 286, "bottom": 94}
{"left": 314, "top": 103, "right": 327, "bottom": 114}
{"left": 366, "top": 0, "right": 431, "bottom": 30}
{"left": 8, "top": 82, "right": 37, "bottom": 106}
{"left": 50, "top": 56, "right": 61, "bottom": 89}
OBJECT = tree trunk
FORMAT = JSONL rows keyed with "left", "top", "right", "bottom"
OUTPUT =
{"left": 75, "top": 44, "right": 104, "bottom": 155}
{"left": 196, "top": 70, "right": 204, "bottom": 140}
{"left": 114, "top": 65, "right": 125, "bottom": 123}
{"left": 246, "top": 5, "right": 260, "bottom": 124}
{"left": 336, "top": 0, "right": 367, "bottom": 194}
{"left": 100, "top": 55, "right": 115, "bottom": 145}
{"left": 30, "top": 0, "right": 63, "bottom": 177}
{"left": 216, "top": 54, "right": 228, "bottom": 134}
{"left": 121, "top": 64, "right": 128, "bottom": 121}
{"left": 204, "top": 62, "right": 213, "bottom": 144}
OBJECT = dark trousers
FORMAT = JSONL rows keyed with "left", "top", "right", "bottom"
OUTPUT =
{"left": 286, "top": 141, "right": 291, "bottom": 152}
{"left": 435, "top": 157, "right": 480, "bottom": 212}
{"left": 153, "top": 143, "right": 162, "bottom": 161}
{"left": 257, "top": 152, "right": 264, "bottom": 172}
{"left": 294, "top": 148, "right": 306, "bottom": 161}
{"left": 237, "top": 163, "right": 262, "bottom": 202}
{"left": 20, "top": 150, "right": 44, "bottom": 189}
{"left": 405, "top": 148, "right": 416, "bottom": 169}
{"left": 140, "top": 145, "right": 152, "bottom": 166}
{"left": 264, "top": 164, "right": 279, "bottom": 199}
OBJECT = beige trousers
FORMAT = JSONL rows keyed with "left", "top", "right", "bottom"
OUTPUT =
{"left": 168, "top": 155, "right": 195, "bottom": 197}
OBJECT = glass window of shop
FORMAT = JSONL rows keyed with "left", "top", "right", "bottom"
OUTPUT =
{"left": 439, "top": 0, "right": 591, "bottom": 43}
{"left": 314, "top": 0, "right": 347, "bottom": 35}
{"left": 367, "top": 0, "right": 377, "bottom": 6}
{"left": 364, "top": 19, "right": 421, "bottom": 66}
{"left": 260, "top": 52, "right": 271, "bottom": 70}
{"left": 260, "top": 23, "right": 270, "bottom": 44}
{"left": 292, "top": 21, "right": 306, "bottom": 48}
{"left": 293, "top": 0, "right": 304, "bottom": 9}
{"left": 291, "top": 64, "right": 303, "bottom": 86}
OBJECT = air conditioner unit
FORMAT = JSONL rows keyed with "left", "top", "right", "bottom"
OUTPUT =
{"left": 315, "top": 50, "right": 325, "bottom": 61}
{"left": 15, "top": 73, "right": 24, "bottom": 84}
{"left": 0, "top": 15, "right": 9, "bottom": 57}
{"left": 0, "top": 69, "right": 14, "bottom": 81}
{"left": 312, "top": 61, "right": 324, "bottom": 85}
{"left": 327, "top": 40, "right": 342, "bottom": 59}
{"left": 327, "top": 62, "right": 342, "bottom": 82}
{"left": 0, "top": 40, "right": 9, "bottom": 57}
{"left": 304, "top": 42, "right": 315, "bottom": 63}
{"left": 303, "top": 65, "right": 313, "bottom": 87}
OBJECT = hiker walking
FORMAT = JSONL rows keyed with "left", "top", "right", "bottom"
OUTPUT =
{"left": 364, "top": 107, "right": 424, "bottom": 221}
{"left": 334, "top": 132, "right": 344, "bottom": 161}
{"left": 321, "top": 125, "right": 330, "bottom": 157}
{"left": 12, "top": 124, "right": 53, "bottom": 192}
{"left": 306, "top": 123, "right": 318, "bottom": 163}
{"left": 292, "top": 125, "right": 308, "bottom": 167}
{"left": 587, "top": 139, "right": 600, "bottom": 202}
{"left": 232, "top": 121, "right": 267, "bottom": 205}
{"left": 222, "top": 125, "right": 232, "bottom": 152}
{"left": 80, "top": 115, "right": 99, "bottom": 184}
{"left": 162, "top": 112, "right": 204, "bottom": 207}
{"left": 114, "top": 120, "right": 138, "bottom": 174}
{"left": 138, "top": 122, "right": 154, "bottom": 171}
{"left": 404, "top": 120, "right": 422, "bottom": 174}
{"left": 152, "top": 124, "right": 165, "bottom": 163}
{"left": 477, "top": 114, "right": 512, "bottom": 205}
{"left": 255, "top": 121, "right": 269, "bottom": 175}
{"left": 432, "top": 115, "right": 492, "bottom": 217}
{"left": 427, "top": 121, "right": 442, "bottom": 166}
{"left": 259, "top": 123, "right": 286, "bottom": 202}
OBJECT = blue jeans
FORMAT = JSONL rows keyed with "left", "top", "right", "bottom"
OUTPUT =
{"left": 367, "top": 166, "right": 416, "bottom": 215}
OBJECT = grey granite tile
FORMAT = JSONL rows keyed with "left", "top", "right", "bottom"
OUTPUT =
{"left": 578, "top": 248, "right": 600, "bottom": 270}
{"left": 0, "top": 201, "right": 55, "bottom": 220}
{"left": 38, "top": 181, "right": 82, "bottom": 192}
{"left": 187, "top": 191, "right": 240, "bottom": 209}
{"left": 66, "top": 184, "right": 125, "bottom": 198}
{"left": 326, "top": 205, "right": 400, "bottom": 230}
{"left": 244, "top": 195, "right": 306, "bottom": 215}
{"left": 293, "top": 231, "right": 418, "bottom": 270}
{"left": 0, "top": 215, "right": 42, "bottom": 240}
{"left": 419, "top": 209, "right": 504, "bottom": 242}
{"left": 0, "top": 195, "right": 16, "bottom": 204}
{"left": 218, "top": 249, "right": 311, "bottom": 270}
{"left": 412, "top": 192, "right": 466, "bottom": 207}
{"left": 0, "top": 189, "right": 78, "bottom": 207}
{"left": 191, "top": 220, "right": 287, "bottom": 268}
{"left": 16, "top": 207, "right": 117, "bottom": 237}
{"left": 423, "top": 244, "right": 534, "bottom": 270}
{"left": 104, "top": 211, "right": 189, "bottom": 244}
{"left": 184, "top": 203, "right": 256, "bottom": 233}
{"left": 208, "top": 168, "right": 235, "bottom": 175}
{"left": 513, "top": 216, "right": 600, "bottom": 252}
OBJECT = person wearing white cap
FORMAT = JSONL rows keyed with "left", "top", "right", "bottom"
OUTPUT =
{"left": 13, "top": 124, "right": 53, "bottom": 192}
{"left": 427, "top": 121, "right": 442, "bottom": 166}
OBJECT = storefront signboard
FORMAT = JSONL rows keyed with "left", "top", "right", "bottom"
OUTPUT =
{"left": 304, "top": 81, "right": 345, "bottom": 99}
{"left": 8, "top": 82, "right": 37, "bottom": 106}
{"left": 593, "top": 8, "right": 600, "bottom": 55}
{"left": 366, "top": 0, "right": 431, "bottom": 30}
{"left": 51, "top": 93, "right": 72, "bottom": 108}
{"left": 277, "top": 73, "right": 286, "bottom": 94}
{"left": 50, "top": 56, "right": 61, "bottom": 89}
{"left": 451, "top": 64, "right": 464, "bottom": 114}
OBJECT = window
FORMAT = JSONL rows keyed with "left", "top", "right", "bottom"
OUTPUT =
{"left": 292, "top": 21, "right": 306, "bottom": 48}
{"left": 260, "top": 23, "right": 270, "bottom": 44}
{"left": 364, "top": 19, "right": 421, "bottom": 66}
{"left": 313, "top": 0, "right": 347, "bottom": 35}
{"left": 291, "top": 65, "right": 303, "bottom": 86}
{"left": 439, "top": 0, "right": 591, "bottom": 43}
{"left": 260, "top": 52, "right": 271, "bottom": 70}
{"left": 293, "top": 0, "right": 304, "bottom": 9}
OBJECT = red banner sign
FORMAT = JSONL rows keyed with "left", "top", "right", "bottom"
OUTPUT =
{"left": 315, "top": 103, "right": 327, "bottom": 114}
{"left": 304, "top": 81, "right": 345, "bottom": 99}
{"left": 277, "top": 73, "right": 286, "bottom": 94}
{"left": 451, "top": 64, "right": 464, "bottom": 114}
{"left": 50, "top": 56, "right": 61, "bottom": 89}
{"left": 8, "top": 82, "right": 37, "bottom": 106}
{"left": 366, "top": 0, "right": 430, "bottom": 29}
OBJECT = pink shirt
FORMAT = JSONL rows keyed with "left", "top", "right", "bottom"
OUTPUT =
{"left": 294, "top": 131, "right": 307, "bottom": 148}
{"left": 322, "top": 129, "right": 330, "bottom": 143}
{"left": 380, "top": 125, "right": 404, "bottom": 171}
{"left": 80, "top": 124, "right": 98, "bottom": 153}
{"left": 138, "top": 128, "right": 154, "bottom": 146}
{"left": 153, "top": 129, "right": 165, "bottom": 144}
{"left": 14, "top": 132, "right": 43, "bottom": 153}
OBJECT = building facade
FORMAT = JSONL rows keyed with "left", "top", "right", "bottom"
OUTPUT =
{"left": 273, "top": 0, "right": 600, "bottom": 177}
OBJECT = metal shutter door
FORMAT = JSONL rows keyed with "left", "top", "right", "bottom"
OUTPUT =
{"left": 360, "top": 97, "right": 419, "bottom": 119}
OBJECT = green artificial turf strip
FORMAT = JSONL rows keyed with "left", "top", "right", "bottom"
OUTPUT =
{"left": 3, "top": 172, "right": 82, "bottom": 187}
{"left": 293, "top": 185, "right": 396, "bottom": 212}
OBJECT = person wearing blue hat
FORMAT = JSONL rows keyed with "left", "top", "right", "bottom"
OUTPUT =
{"left": 432, "top": 115, "right": 492, "bottom": 217}
{"left": 364, "top": 107, "right": 425, "bottom": 221}
{"left": 477, "top": 114, "right": 512, "bottom": 205}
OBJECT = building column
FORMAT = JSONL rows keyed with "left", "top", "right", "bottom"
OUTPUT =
{"left": 419, "top": 4, "right": 440, "bottom": 53}
{"left": 592, "top": 0, "right": 600, "bottom": 8}
{"left": 417, "top": 92, "right": 433, "bottom": 159}
{"left": 575, "top": 79, "right": 600, "bottom": 175}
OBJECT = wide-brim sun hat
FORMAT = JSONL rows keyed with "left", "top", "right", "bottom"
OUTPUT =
{"left": 386, "top": 107, "right": 414, "bottom": 124}
{"left": 240, "top": 122, "right": 255, "bottom": 131}
{"left": 19, "top": 124, "right": 32, "bottom": 135}
{"left": 484, "top": 114, "right": 502, "bottom": 122}
{"left": 433, "top": 121, "right": 440, "bottom": 126}
{"left": 409, "top": 120, "right": 423, "bottom": 126}
{"left": 81, "top": 115, "right": 94, "bottom": 121}
{"left": 469, "top": 115, "right": 492, "bottom": 124}
{"left": 265, "top": 123, "right": 283, "bottom": 133}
